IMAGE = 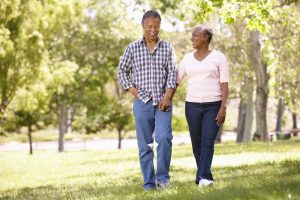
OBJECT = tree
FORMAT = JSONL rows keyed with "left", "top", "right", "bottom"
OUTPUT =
{"left": 0, "top": 0, "right": 44, "bottom": 127}
{"left": 69, "top": 0, "right": 139, "bottom": 145}
{"left": 7, "top": 64, "right": 52, "bottom": 154}
{"left": 106, "top": 99, "right": 134, "bottom": 149}
{"left": 41, "top": 0, "right": 136, "bottom": 151}
{"left": 136, "top": 0, "right": 299, "bottom": 141}
{"left": 180, "top": 0, "right": 299, "bottom": 140}
{"left": 211, "top": 16, "right": 254, "bottom": 143}
{"left": 269, "top": 3, "right": 300, "bottom": 135}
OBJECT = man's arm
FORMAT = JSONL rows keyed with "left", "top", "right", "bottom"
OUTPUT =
{"left": 158, "top": 45, "right": 177, "bottom": 111}
{"left": 165, "top": 46, "right": 177, "bottom": 90}
{"left": 117, "top": 46, "right": 134, "bottom": 91}
{"left": 158, "top": 88, "right": 176, "bottom": 111}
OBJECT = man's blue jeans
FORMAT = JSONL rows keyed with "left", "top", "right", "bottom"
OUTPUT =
{"left": 185, "top": 101, "right": 221, "bottom": 184}
{"left": 133, "top": 99, "right": 173, "bottom": 189}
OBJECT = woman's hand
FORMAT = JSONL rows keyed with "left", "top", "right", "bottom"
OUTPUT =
{"left": 216, "top": 106, "right": 226, "bottom": 126}
{"left": 217, "top": 82, "right": 228, "bottom": 126}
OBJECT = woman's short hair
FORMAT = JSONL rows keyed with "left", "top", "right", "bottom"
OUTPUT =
{"left": 195, "top": 25, "right": 213, "bottom": 43}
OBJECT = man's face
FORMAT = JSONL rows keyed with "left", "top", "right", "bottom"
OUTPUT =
{"left": 142, "top": 17, "right": 160, "bottom": 40}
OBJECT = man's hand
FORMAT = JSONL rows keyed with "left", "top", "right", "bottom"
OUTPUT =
{"left": 158, "top": 96, "right": 171, "bottom": 112}
{"left": 158, "top": 88, "right": 175, "bottom": 112}
{"left": 128, "top": 87, "right": 138, "bottom": 99}
{"left": 215, "top": 106, "right": 226, "bottom": 126}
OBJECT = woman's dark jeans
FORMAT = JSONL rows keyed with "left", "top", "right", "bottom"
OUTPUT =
{"left": 185, "top": 101, "right": 221, "bottom": 184}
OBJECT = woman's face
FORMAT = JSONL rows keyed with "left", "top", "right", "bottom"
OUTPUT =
{"left": 191, "top": 28, "right": 207, "bottom": 49}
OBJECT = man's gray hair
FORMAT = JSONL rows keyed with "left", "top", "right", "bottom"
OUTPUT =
{"left": 142, "top": 10, "right": 161, "bottom": 24}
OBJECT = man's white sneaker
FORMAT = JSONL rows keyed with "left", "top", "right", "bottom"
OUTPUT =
{"left": 156, "top": 181, "right": 171, "bottom": 189}
{"left": 198, "top": 179, "right": 213, "bottom": 188}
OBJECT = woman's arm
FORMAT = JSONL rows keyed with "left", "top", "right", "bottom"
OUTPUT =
{"left": 216, "top": 82, "right": 228, "bottom": 126}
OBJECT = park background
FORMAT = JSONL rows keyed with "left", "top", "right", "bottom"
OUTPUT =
{"left": 0, "top": 0, "right": 299, "bottom": 199}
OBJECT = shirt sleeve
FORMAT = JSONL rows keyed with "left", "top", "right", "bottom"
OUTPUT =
{"left": 117, "top": 46, "right": 134, "bottom": 91}
{"left": 176, "top": 55, "right": 186, "bottom": 85}
{"left": 219, "top": 53, "right": 229, "bottom": 83}
{"left": 165, "top": 45, "right": 177, "bottom": 89}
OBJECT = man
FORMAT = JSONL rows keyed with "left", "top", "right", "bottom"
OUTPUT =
{"left": 117, "top": 10, "right": 177, "bottom": 190}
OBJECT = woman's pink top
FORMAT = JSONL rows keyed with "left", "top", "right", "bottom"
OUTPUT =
{"left": 176, "top": 49, "right": 229, "bottom": 103}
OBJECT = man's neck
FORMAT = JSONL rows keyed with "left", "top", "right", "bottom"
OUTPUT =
{"left": 144, "top": 36, "right": 158, "bottom": 44}
{"left": 144, "top": 36, "right": 159, "bottom": 52}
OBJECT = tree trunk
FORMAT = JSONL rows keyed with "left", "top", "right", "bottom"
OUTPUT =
{"left": 118, "top": 129, "right": 122, "bottom": 149}
{"left": 66, "top": 106, "right": 73, "bottom": 134}
{"left": 58, "top": 104, "right": 68, "bottom": 152}
{"left": 28, "top": 123, "right": 33, "bottom": 155}
{"left": 236, "top": 99, "right": 246, "bottom": 143}
{"left": 292, "top": 112, "right": 298, "bottom": 136}
{"left": 243, "top": 77, "right": 254, "bottom": 143}
{"left": 275, "top": 99, "right": 284, "bottom": 133}
{"left": 215, "top": 125, "right": 223, "bottom": 143}
{"left": 250, "top": 31, "right": 269, "bottom": 141}
{"left": 0, "top": 115, "right": 4, "bottom": 136}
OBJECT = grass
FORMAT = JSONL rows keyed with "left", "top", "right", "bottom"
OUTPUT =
{"left": 0, "top": 129, "right": 139, "bottom": 144}
{"left": 0, "top": 139, "right": 300, "bottom": 200}
{"left": 0, "top": 129, "right": 190, "bottom": 144}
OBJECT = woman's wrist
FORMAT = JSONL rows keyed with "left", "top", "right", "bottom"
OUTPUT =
{"left": 220, "top": 105, "right": 227, "bottom": 110}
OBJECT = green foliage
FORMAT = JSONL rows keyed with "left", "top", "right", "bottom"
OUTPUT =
{"left": 182, "top": 0, "right": 283, "bottom": 32}
{"left": 1, "top": 0, "right": 300, "bottom": 138}
{"left": 105, "top": 99, "right": 135, "bottom": 135}
{"left": 0, "top": 0, "right": 44, "bottom": 115}
{"left": 194, "top": 0, "right": 216, "bottom": 22}
{"left": 268, "top": 3, "right": 300, "bottom": 113}
{"left": 172, "top": 115, "right": 187, "bottom": 132}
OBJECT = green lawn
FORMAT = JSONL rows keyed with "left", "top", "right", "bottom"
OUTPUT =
{"left": 0, "top": 139, "right": 300, "bottom": 200}
{"left": 0, "top": 129, "right": 189, "bottom": 144}
{"left": 0, "top": 129, "right": 135, "bottom": 143}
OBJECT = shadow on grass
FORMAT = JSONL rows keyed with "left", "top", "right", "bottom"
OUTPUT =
{"left": 1, "top": 160, "right": 299, "bottom": 200}
{"left": 173, "top": 140, "right": 300, "bottom": 159}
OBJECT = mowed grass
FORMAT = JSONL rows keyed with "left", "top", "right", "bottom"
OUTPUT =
{"left": 0, "top": 139, "right": 300, "bottom": 200}
{"left": 0, "top": 129, "right": 137, "bottom": 143}
{"left": 0, "top": 129, "right": 188, "bottom": 143}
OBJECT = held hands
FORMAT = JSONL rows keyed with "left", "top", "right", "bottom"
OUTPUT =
{"left": 129, "top": 87, "right": 173, "bottom": 112}
{"left": 215, "top": 106, "right": 226, "bottom": 126}
{"left": 128, "top": 87, "right": 138, "bottom": 99}
{"left": 158, "top": 96, "right": 171, "bottom": 112}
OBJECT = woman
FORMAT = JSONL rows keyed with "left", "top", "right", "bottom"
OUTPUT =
{"left": 176, "top": 25, "right": 229, "bottom": 187}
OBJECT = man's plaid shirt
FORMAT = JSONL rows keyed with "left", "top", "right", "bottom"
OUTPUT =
{"left": 117, "top": 37, "right": 177, "bottom": 106}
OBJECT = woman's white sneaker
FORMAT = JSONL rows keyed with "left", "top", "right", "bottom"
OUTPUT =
{"left": 198, "top": 179, "right": 213, "bottom": 188}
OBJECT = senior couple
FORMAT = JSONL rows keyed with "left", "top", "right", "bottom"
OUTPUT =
{"left": 117, "top": 10, "right": 229, "bottom": 190}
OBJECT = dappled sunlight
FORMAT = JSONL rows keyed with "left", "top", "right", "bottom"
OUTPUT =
{"left": 173, "top": 152, "right": 300, "bottom": 169}
{"left": 213, "top": 152, "right": 300, "bottom": 167}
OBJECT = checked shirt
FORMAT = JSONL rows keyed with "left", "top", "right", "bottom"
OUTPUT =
{"left": 117, "top": 37, "right": 177, "bottom": 106}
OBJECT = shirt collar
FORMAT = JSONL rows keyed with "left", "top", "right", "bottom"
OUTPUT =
{"left": 139, "top": 36, "right": 162, "bottom": 47}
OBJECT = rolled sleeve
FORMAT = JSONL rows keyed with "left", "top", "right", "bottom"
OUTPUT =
{"left": 166, "top": 46, "right": 177, "bottom": 89}
{"left": 176, "top": 56, "right": 186, "bottom": 85}
{"left": 117, "top": 46, "right": 134, "bottom": 90}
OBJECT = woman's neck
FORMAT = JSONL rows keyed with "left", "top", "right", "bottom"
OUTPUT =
{"left": 196, "top": 46, "right": 210, "bottom": 54}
